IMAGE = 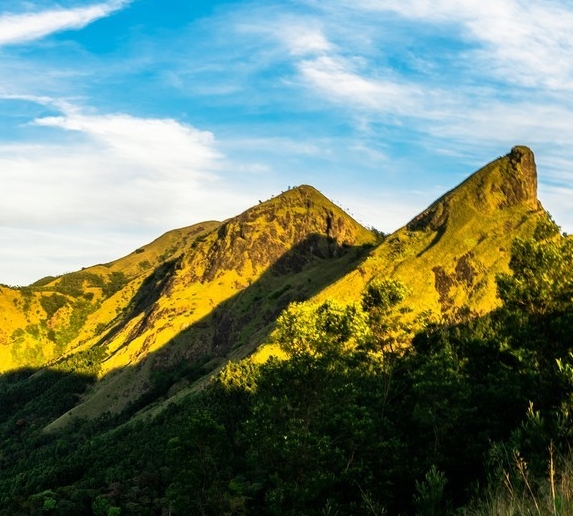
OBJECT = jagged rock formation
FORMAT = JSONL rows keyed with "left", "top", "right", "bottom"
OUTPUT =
{"left": 408, "top": 145, "right": 539, "bottom": 232}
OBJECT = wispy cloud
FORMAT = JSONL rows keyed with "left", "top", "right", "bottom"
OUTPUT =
{"left": 267, "top": 0, "right": 573, "bottom": 230}
{"left": 236, "top": 12, "right": 436, "bottom": 120}
{"left": 348, "top": 0, "right": 573, "bottom": 90}
{"left": 33, "top": 109, "right": 221, "bottom": 177}
{"left": 1, "top": 101, "right": 228, "bottom": 226}
{"left": 0, "top": 0, "right": 132, "bottom": 46}
{"left": 272, "top": 3, "right": 573, "bottom": 151}
{"left": 255, "top": 18, "right": 334, "bottom": 57}
{"left": 297, "top": 55, "right": 428, "bottom": 117}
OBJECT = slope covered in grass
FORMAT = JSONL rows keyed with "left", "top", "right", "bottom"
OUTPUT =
{"left": 319, "top": 146, "right": 545, "bottom": 326}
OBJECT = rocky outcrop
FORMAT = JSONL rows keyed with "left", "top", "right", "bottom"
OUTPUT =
{"left": 184, "top": 185, "right": 374, "bottom": 283}
{"left": 500, "top": 145, "right": 538, "bottom": 208}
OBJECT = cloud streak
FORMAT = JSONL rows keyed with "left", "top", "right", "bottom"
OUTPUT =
{"left": 348, "top": 0, "right": 573, "bottom": 90}
{"left": 297, "top": 55, "right": 430, "bottom": 117}
{"left": 0, "top": 0, "right": 132, "bottom": 46}
{"left": 260, "top": 0, "right": 573, "bottom": 233}
{"left": 274, "top": 3, "right": 573, "bottom": 154}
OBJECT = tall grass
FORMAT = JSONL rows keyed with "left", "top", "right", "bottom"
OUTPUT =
{"left": 464, "top": 445, "right": 573, "bottom": 516}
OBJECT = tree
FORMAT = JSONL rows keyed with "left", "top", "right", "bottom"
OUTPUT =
{"left": 167, "top": 410, "right": 244, "bottom": 515}
{"left": 361, "top": 278, "right": 411, "bottom": 353}
{"left": 269, "top": 299, "right": 371, "bottom": 359}
{"left": 497, "top": 220, "right": 573, "bottom": 316}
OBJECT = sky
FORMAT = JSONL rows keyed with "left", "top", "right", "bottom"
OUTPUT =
{"left": 1, "top": 0, "right": 573, "bottom": 285}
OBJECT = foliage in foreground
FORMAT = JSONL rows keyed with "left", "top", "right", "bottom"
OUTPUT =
{"left": 0, "top": 221, "right": 572, "bottom": 515}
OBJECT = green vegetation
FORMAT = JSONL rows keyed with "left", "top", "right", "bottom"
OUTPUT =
{"left": 53, "top": 299, "right": 98, "bottom": 351}
{"left": 0, "top": 222, "right": 571, "bottom": 515}
{"left": 40, "top": 293, "right": 68, "bottom": 319}
{"left": 1, "top": 149, "right": 572, "bottom": 514}
{"left": 101, "top": 271, "right": 127, "bottom": 298}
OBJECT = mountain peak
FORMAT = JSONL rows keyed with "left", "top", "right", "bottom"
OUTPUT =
{"left": 185, "top": 184, "right": 375, "bottom": 284}
{"left": 407, "top": 146, "right": 540, "bottom": 232}
{"left": 506, "top": 145, "right": 537, "bottom": 205}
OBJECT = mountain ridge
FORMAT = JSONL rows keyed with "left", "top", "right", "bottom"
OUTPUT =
{"left": 407, "top": 145, "right": 538, "bottom": 233}
{"left": 7, "top": 183, "right": 375, "bottom": 426}
{"left": 1, "top": 145, "right": 571, "bottom": 516}
{"left": 314, "top": 145, "right": 546, "bottom": 322}
{"left": 0, "top": 146, "right": 553, "bottom": 427}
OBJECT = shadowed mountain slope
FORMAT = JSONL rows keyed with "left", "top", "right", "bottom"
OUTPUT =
{"left": 1, "top": 185, "right": 376, "bottom": 425}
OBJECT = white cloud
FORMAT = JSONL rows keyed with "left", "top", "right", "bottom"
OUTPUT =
{"left": 3, "top": 0, "right": 573, "bottom": 284}
{"left": 278, "top": 22, "right": 333, "bottom": 56}
{"left": 226, "top": 136, "right": 329, "bottom": 157}
{"left": 236, "top": 12, "right": 333, "bottom": 57}
{"left": 33, "top": 110, "right": 221, "bottom": 176}
{"left": 349, "top": 0, "right": 573, "bottom": 90}
{"left": 0, "top": 0, "right": 132, "bottom": 46}
{"left": 0, "top": 103, "right": 266, "bottom": 284}
{"left": 0, "top": 106, "right": 226, "bottom": 227}
{"left": 350, "top": 0, "right": 505, "bottom": 22}
{"left": 275, "top": 3, "right": 573, "bottom": 182}
{"left": 0, "top": 227, "right": 137, "bottom": 286}
{"left": 298, "top": 55, "right": 427, "bottom": 116}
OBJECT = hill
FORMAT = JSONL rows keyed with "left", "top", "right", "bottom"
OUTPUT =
{"left": 0, "top": 185, "right": 376, "bottom": 424}
{"left": 0, "top": 147, "right": 548, "bottom": 424}
{"left": 1, "top": 145, "right": 572, "bottom": 515}
{"left": 316, "top": 145, "right": 543, "bottom": 322}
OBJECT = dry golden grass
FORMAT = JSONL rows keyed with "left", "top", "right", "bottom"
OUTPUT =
{"left": 465, "top": 448, "right": 573, "bottom": 516}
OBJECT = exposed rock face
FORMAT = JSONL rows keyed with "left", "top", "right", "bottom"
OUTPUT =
{"left": 185, "top": 185, "right": 372, "bottom": 284}
{"left": 407, "top": 198, "right": 449, "bottom": 232}
{"left": 502, "top": 145, "right": 537, "bottom": 207}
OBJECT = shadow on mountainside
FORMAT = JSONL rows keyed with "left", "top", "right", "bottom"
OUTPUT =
{"left": 0, "top": 368, "right": 95, "bottom": 433}
{"left": 91, "top": 257, "right": 183, "bottom": 353}
{"left": 15, "top": 232, "right": 375, "bottom": 426}
{"left": 0, "top": 234, "right": 373, "bottom": 510}
{"left": 108, "top": 232, "right": 374, "bottom": 395}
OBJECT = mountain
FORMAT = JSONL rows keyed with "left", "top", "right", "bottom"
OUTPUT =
{"left": 1, "top": 145, "right": 569, "bottom": 516}
{"left": 1, "top": 185, "right": 376, "bottom": 425}
{"left": 315, "top": 145, "right": 543, "bottom": 322}
{"left": 0, "top": 146, "right": 548, "bottom": 428}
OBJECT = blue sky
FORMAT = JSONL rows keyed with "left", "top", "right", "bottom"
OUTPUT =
{"left": 1, "top": 0, "right": 573, "bottom": 285}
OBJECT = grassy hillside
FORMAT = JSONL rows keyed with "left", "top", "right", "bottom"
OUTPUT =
{"left": 0, "top": 185, "right": 376, "bottom": 427}
{"left": 0, "top": 221, "right": 220, "bottom": 372}
{"left": 0, "top": 146, "right": 549, "bottom": 427}
{"left": 316, "top": 146, "right": 544, "bottom": 326}
{"left": 1, "top": 146, "right": 572, "bottom": 515}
